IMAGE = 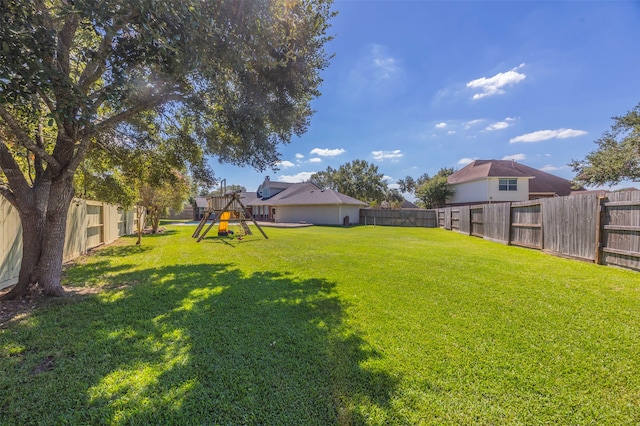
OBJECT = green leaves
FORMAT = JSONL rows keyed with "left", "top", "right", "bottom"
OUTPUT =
{"left": 310, "top": 159, "right": 387, "bottom": 204}
{"left": 571, "top": 103, "right": 640, "bottom": 186}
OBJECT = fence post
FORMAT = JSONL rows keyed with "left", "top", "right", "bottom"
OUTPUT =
{"left": 507, "top": 202, "right": 512, "bottom": 245}
{"left": 594, "top": 196, "right": 607, "bottom": 265}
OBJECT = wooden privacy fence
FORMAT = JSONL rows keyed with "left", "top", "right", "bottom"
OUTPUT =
{"left": 359, "top": 208, "right": 437, "bottom": 227}
{"left": 1, "top": 197, "right": 142, "bottom": 290}
{"left": 435, "top": 191, "right": 640, "bottom": 271}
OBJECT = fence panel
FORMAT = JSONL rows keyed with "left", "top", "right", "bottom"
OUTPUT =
{"left": 470, "top": 206, "right": 484, "bottom": 237}
{"left": 63, "top": 200, "right": 88, "bottom": 263}
{"left": 510, "top": 201, "right": 543, "bottom": 249}
{"left": 483, "top": 203, "right": 511, "bottom": 244}
{"left": 359, "top": 209, "right": 437, "bottom": 227}
{"left": 458, "top": 205, "right": 470, "bottom": 235}
{"left": 443, "top": 207, "right": 452, "bottom": 230}
{"left": 86, "top": 202, "right": 104, "bottom": 249}
{"left": 601, "top": 191, "right": 640, "bottom": 270}
{"left": 451, "top": 208, "right": 460, "bottom": 232}
{"left": 543, "top": 194, "right": 597, "bottom": 261}
{"left": 0, "top": 197, "right": 22, "bottom": 289}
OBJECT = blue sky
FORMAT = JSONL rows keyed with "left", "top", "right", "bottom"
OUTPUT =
{"left": 209, "top": 0, "right": 640, "bottom": 195}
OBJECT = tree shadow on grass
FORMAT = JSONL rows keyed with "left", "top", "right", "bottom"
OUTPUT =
{"left": 0, "top": 262, "right": 403, "bottom": 425}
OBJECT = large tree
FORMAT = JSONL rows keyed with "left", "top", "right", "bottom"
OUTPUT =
{"left": 0, "top": 0, "right": 334, "bottom": 299}
{"left": 310, "top": 159, "right": 387, "bottom": 204}
{"left": 570, "top": 103, "right": 640, "bottom": 186}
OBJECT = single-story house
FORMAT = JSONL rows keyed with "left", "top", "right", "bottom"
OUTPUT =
{"left": 247, "top": 177, "right": 367, "bottom": 225}
{"left": 446, "top": 160, "right": 582, "bottom": 206}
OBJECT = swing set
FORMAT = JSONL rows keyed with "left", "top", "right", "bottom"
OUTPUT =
{"left": 192, "top": 180, "right": 268, "bottom": 242}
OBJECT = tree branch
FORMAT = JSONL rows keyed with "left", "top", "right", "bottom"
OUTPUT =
{"left": 0, "top": 138, "right": 31, "bottom": 198}
{"left": 78, "top": 31, "right": 113, "bottom": 93}
{"left": 91, "top": 89, "right": 182, "bottom": 135}
{"left": 0, "top": 105, "right": 62, "bottom": 170}
{"left": 0, "top": 185, "right": 18, "bottom": 207}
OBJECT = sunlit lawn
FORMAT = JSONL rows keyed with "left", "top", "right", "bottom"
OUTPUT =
{"left": 1, "top": 223, "right": 639, "bottom": 425}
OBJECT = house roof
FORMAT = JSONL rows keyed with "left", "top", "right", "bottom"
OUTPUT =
{"left": 248, "top": 182, "right": 368, "bottom": 207}
{"left": 238, "top": 191, "right": 259, "bottom": 205}
{"left": 194, "top": 197, "right": 208, "bottom": 208}
{"left": 256, "top": 176, "right": 295, "bottom": 197}
{"left": 448, "top": 160, "right": 581, "bottom": 196}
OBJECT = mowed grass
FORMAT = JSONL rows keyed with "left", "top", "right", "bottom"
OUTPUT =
{"left": 1, "top": 224, "right": 639, "bottom": 425}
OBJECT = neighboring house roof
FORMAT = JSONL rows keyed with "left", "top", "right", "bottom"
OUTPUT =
{"left": 248, "top": 182, "right": 367, "bottom": 206}
{"left": 448, "top": 160, "right": 581, "bottom": 196}
{"left": 256, "top": 176, "right": 295, "bottom": 198}
{"left": 194, "top": 197, "right": 208, "bottom": 208}
{"left": 238, "top": 191, "right": 259, "bottom": 205}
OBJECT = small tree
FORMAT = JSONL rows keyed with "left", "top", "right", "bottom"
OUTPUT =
{"left": 571, "top": 103, "right": 640, "bottom": 186}
{"left": 139, "top": 175, "right": 190, "bottom": 234}
{"left": 414, "top": 168, "right": 455, "bottom": 208}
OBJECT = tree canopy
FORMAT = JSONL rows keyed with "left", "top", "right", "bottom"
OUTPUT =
{"left": 400, "top": 168, "right": 455, "bottom": 208}
{"left": 310, "top": 159, "right": 387, "bottom": 204}
{"left": 570, "top": 103, "right": 640, "bottom": 186}
{"left": 0, "top": 0, "right": 335, "bottom": 299}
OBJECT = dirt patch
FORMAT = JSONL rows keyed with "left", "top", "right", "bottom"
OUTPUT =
{"left": 0, "top": 285, "right": 100, "bottom": 328}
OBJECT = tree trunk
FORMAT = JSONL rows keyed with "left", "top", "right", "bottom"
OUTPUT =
{"left": 1, "top": 178, "right": 73, "bottom": 300}
{"left": 36, "top": 178, "right": 74, "bottom": 297}
{"left": 150, "top": 207, "right": 160, "bottom": 233}
{"left": 136, "top": 206, "right": 143, "bottom": 245}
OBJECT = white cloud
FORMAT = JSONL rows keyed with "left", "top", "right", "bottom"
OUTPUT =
{"left": 278, "top": 171, "right": 315, "bottom": 183}
{"left": 370, "top": 45, "right": 400, "bottom": 80}
{"left": 382, "top": 175, "right": 393, "bottom": 181}
{"left": 388, "top": 183, "right": 400, "bottom": 190}
{"left": 540, "top": 164, "right": 564, "bottom": 172}
{"left": 309, "top": 157, "right": 322, "bottom": 163}
{"left": 372, "top": 150, "right": 403, "bottom": 161}
{"left": 447, "top": 130, "right": 456, "bottom": 135}
{"left": 485, "top": 117, "right": 515, "bottom": 131}
{"left": 435, "top": 122, "right": 447, "bottom": 129}
{"left": 509, "top": 128, "right": 587, "bottom": 143}
{"left": 467, "top": 64, "right": 526, "bottom": 100}
{"left": 310, "top": 148, "right": 346, "bottom": 157}
{"left": 275, "top": 160, "right": 295, "bottom": 168}
{"left": 464, "top": 119, "right": 484, "bottom": 129}
{"left": 458, "top": 157, "right": 476, "bottom": 166}
{"left": 501, "top": 153, "right": 527, "bottom": 161}
{"left": 295, "top": 153, "right": 304, "bottom": 159}
{"left": 347, "top": 44, "right": 403, "bottom": 98}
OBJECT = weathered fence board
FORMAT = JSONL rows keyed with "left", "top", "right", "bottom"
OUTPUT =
{"left": 543, "top": 194, "right": 597, "bottom": 261}
{"left": 470, "top": 206, "right": 484, "bottom": 237}
{"left": 602, "top": 191, "right": 640, "bottom": 270}
{"left": 510, "top": 201, "right": 543, "bottom": 249}
{"left": 458, "top": 205, "right": 470, "bottom": 235}
{"left": 359, "top": 209, "right": 437, "bottom": 227}
{"left": 483, "top": 203, "right": 511, "bottom": 244}
{"left": 451, "top": 208, "right": 460, "bottom": 232}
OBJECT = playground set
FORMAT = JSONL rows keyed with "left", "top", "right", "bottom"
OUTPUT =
{"left": 192, "top": 181, "right": 268, "bottom": 242}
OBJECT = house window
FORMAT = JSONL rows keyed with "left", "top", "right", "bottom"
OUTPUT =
{"left": 499, "top": 178, "right": 517, "bottom": 191}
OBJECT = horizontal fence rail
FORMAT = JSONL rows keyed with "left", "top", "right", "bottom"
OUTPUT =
{"left": 360, "top": 190, "right": 640, "bottom": 272}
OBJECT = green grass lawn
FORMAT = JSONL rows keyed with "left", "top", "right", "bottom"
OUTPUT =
{"left": 1, "top": 224, "right": 639, "bottom": 425}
